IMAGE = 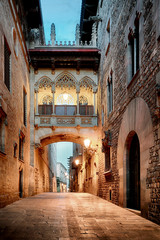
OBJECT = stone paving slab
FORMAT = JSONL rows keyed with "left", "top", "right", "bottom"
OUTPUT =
{"left": 0, "top": 193, "right": 160, "bottom": 240}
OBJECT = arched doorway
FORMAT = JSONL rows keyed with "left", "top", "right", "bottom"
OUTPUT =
{"left": 117, "top": 97, "right": 154, "bottom": 218}
{"left": 19, "top": 169, "right": 23, "bottom": 198}
{"left": 126, "top": 132, "right": 140, "bottom": 210}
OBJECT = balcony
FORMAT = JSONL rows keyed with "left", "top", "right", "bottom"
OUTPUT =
{"left": 35, "top": 104, "right": 97, "bottom": 127}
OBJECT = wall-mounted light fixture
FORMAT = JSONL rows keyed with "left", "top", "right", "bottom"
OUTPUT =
{"left": 83, "top": 138, "right": 97, "bottom": 158}
{"left": 75, "top": 159, "right": 80, "bottom": 165}
{"left": 84, "top": 138, "right": 91, "bottom": 148}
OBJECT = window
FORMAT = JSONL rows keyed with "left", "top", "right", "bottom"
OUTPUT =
{"left": 105, "top": 146, "right": 111, "bottom": 171}
{"left": 107, "top": 71, "right": 113, "bottom": 114}
{"left": 106, "top": 19, "right": 110, "bottom": 56}
{"left": 42, "top": 95, "right": 52, "bottom": 105}
{"left": 19, "top": 130, "right": 25, "bottom": 161}
{"left": 79, "top": 95, "right": 88, "bottom": 105}
{"left": 134, "top": 17, "right": 139, "bottom": 71}
{"left": 4, "top": 38, "right": 11, "bottom": 91}
{"left": 13, "top": 142, "right": 17, "bottom": 157}
{"left": 0, "top": 117, "right": 5, "bottom": 153}
{"left": 23, "top": 89, "right": 27, "bottom": 126}
{"left": 100, "top": 0, "right": 103, "bottom": 8}
{"left": 102, "top": 130, "right": 112, "bottom": 172}
{"left": 128, "top": 12, "right": 140, "bottom": 81}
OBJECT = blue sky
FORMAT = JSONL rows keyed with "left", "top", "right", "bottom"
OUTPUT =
{"left": 56, "top": 142, "right": 73, "bottom": 169}
{"left": 40, "top": 0, "right": 82, "bottom": 43}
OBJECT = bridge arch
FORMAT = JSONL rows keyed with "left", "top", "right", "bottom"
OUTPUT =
{"left": 35, "top": 127, "right": 99, "bottom": 148}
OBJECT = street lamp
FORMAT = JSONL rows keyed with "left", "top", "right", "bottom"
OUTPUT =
{"left": 84, "top": 139, "right": 91, "bottom": 148}
{"left": 75, "top": 159, "right": 80, "bottom": 165}
{"left": 84, "top": 138, "right": 97, "bottom": 158}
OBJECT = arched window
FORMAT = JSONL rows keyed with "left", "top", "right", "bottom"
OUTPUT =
{"left": 42, "top": 95, "right": 52, "bottom": 105}
{"left": 79, "top": 95, "right": 88, "bottom": 105}
{"left": 56, "top": 93, "right": 75, "bottom": 115}
{"left": 57, "top": 93, "right": 74, "bottom": 105}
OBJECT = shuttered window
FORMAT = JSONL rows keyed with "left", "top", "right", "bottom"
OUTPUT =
{"left": 4, "top": 39, "right": 11, "bottom": 91}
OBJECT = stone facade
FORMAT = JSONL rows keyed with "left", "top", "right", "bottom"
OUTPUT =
{"left": 0, "top": 0, "right": 56, "bottom": 207}
{"left": 0, "top": 0, "right": 31, "bottom": 207}
{"left": 97, "top": 0, "right": 160, "bottom": 224}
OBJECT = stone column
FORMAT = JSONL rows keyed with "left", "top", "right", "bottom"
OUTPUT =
{"left": 52, "top": 85, "right": 55, "bottom": 115}
{"left": 34, "top": 88, "right": 39, "bottom": 115}
{"left": 76, "top": 86, "right": 80, "bottom": 115}
{"left": 77, "top": 91, "right": 80, "bottom": 115}
{"left": 93, "top": 87, "right": 97, "bottom": 115}
{"left": 30, "top": 67, "right": 36, "bottom": 169}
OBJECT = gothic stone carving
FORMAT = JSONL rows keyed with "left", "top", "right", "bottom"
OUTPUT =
{"left": 40, "top": 118, "right": 51, "bottom": 124}
{"left": 57, "top": 117, "right": 75, "bottom": 125}
{"left": 81, "top": 117, "right": 92, "bottom": 125}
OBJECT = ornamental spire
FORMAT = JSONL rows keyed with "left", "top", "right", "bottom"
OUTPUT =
{"left": 51, "top": 23, "right": 56, "bottom": 46}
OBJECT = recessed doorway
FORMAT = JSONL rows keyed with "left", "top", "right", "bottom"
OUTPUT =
{"left": 19, "top": 169, "right": 23, "bottom": 198}
{"left": 126, "top": 132, "right": 140, "bottom": 210}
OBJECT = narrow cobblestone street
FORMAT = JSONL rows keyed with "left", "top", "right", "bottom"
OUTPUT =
{"left": 0, "top": 193, "right": 160, "bottom": 240}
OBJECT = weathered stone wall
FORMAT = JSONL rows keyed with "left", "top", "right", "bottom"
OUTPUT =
{"left": 97, "top": 0, "right": 160, "bottom": 223}
{"left": 34, "top": 145, "right": 53, "bottom": 194}
{"left": 0, "top": 1, "right": 57, "bottom": 207}
{"left": 0, "top": 0, "right": 30, "bottom": 207}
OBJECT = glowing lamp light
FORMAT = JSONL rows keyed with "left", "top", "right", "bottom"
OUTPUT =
{"left": 75, "top": 159, "right": 79, "bottom": 165}
{"left": 84, "top": 139, "right": 91, "bottom": 148}
{"left": 63, "top": 93, "right": 68, "bottom": 100}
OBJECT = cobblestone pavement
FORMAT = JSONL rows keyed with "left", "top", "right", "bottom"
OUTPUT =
{"left": 0, "top": 193, "right": 160, "bottom": 240}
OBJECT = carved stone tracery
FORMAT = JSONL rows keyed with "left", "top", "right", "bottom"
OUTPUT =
{"left": 79, "top": 77, "right": 97, "bottom": 91}
{"left": 79, "top": 95, "right": 88, "bottom": 105}
{"left": 42, "top": 95, "right": 53, "bottom": 105}
{"left": 56, "top": 74, "right": 76, "bottom": 89}
{"left": 35, "top": 77, "right": 54, "bottom": 90}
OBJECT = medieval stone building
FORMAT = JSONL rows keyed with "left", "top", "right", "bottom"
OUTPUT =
{"left": 0, "top": 0, "right": 159, "bottom": 225}
{"left": 94, "top": 0, "right": 160, "bottom": 224}
{"left": 0, "top": 0, "right": 53, "bottom": 207}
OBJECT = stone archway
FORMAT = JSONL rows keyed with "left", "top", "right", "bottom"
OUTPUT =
{"left": 117, "top": 97, "right": 154, "bottom": 218}
{"left": 35, "top": 127, "right": 99, "bottom": 148}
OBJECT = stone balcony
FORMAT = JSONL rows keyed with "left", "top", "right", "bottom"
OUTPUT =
{"left": 35, "top": 104, "right": 97, "bottom": 127}
{"left": 35, "top": 115, "right": 97, "bottom": 128}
